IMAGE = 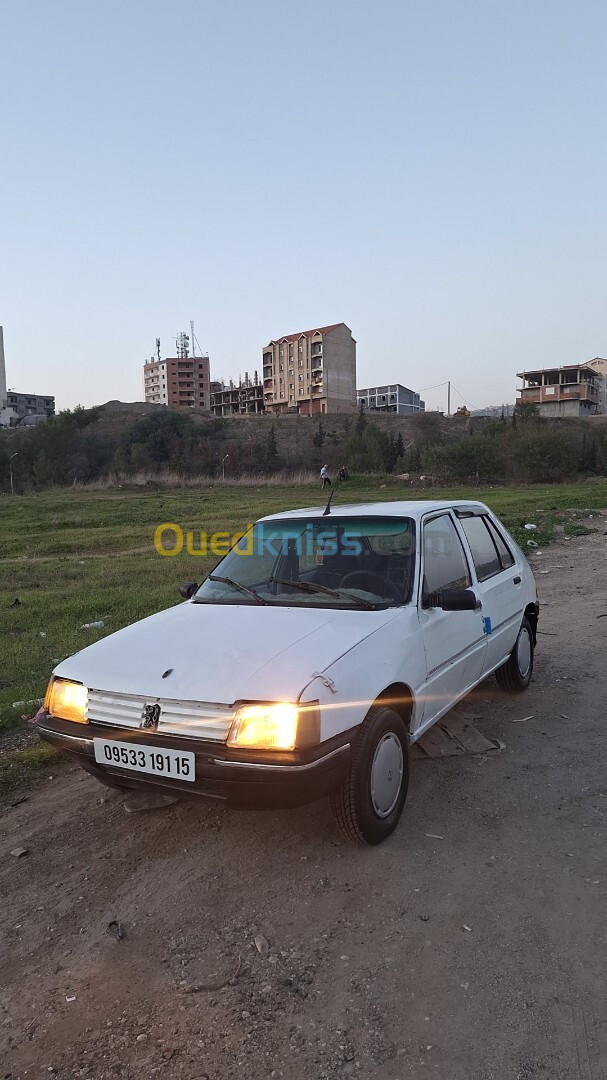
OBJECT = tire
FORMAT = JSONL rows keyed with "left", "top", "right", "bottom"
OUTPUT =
{"left": 495, "top": 615, "right": 534, "bottom": 693}
{"left": 332, "top": 704, "right": 410, "bottom": 845}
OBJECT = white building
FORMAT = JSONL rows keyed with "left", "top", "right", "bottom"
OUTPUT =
{"left": 357, "top": 383, "right": 425, "bottom": 414}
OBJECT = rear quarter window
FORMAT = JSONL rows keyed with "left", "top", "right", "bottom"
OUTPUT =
{"left": 460, "top": 516, "right": 505, "bottom": 581}
{"left": 485, "top": 517, "right": 515, "bottom": 570}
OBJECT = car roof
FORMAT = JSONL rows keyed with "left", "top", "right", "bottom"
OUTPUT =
{"left": 259, "top": 499, "right": 490, "bottom": 522}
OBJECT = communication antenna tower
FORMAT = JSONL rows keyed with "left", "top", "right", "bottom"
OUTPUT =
{"left": 174, "top": 331, "right": 190, "bottom": 358}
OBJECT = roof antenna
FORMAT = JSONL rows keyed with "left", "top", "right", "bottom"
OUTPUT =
{"left": 323, "top": 491, "right": 333, "bottom": 516}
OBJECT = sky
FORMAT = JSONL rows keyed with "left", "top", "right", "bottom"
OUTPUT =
{"left": 1, "top": 0, "right": 607, "bottom": 413}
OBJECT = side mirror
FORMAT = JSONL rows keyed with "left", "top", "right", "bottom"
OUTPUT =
{"left": 423, "top": 588, "right": 478, "bottom": 611}
{"left": 437, "top": 588, "right": 478, "bottom": 612}
{"left": 179, "top": 582, "right": 198, "bottom": 599}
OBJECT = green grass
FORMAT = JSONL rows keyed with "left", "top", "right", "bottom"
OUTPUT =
{"left": 0, "top": 742, "right": 63, "bottom": 800}
{"left": 16, "top": 743, "right": 62, "bottom": 768}
{"left": 1, "top": 477, "right": 606, "bottom": 738}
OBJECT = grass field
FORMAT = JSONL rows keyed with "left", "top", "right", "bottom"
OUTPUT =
{"left": 1, "top": 476, "right": 606, "bottom": 738}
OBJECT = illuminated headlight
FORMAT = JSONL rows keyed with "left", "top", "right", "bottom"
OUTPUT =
{"left": 227, "top": 702, "right": 319, "bottom": 751}
{"left": 44, "top": 678, "right": 88, "bottom": 724}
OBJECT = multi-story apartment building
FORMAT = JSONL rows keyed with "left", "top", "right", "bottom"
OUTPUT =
{"left": 210, "top": 374, "right": 264, "bottom": 416}
{"left": 144, "top": 343, "right": 210, "bottom": 411}
{"left": 516, "top": 359, "right": 607, "bottom": 417}
{"left": 262, "top": 323, "right": 356, "bottom": 415}
{"left": 0, "top": 325, "right": 55, "bottom": 426}
{"left": 6, "top": 391, "right": 55, "bottom": 422}
{"left": 357, "top": 383, "right": 425, "bottom": 415}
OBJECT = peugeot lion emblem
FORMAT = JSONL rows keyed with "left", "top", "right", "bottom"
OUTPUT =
{"left": 140, "top": 703, "right": 161, "bottom": 730}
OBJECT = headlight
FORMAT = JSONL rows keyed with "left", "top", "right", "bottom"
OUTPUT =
{"left": 44, "top": 678, "right": 88, "bottom": 724}
{"left": 227, "top": 702, "right": 319, "bottom": 751}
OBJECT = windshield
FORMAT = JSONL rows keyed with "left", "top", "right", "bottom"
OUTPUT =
{"left": 194, "top": 516, "right": 416, "bottom": 608}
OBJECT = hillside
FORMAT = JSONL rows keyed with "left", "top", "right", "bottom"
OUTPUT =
{"left": 1, "top": 401, "right": 607, "bottom": 491}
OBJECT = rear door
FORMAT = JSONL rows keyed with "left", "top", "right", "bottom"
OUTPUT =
{"left": 455, "top": 511, "right": 524, "bottom": 675}
{"left": 418, "top": 512, "right": 487, "bottom": 728}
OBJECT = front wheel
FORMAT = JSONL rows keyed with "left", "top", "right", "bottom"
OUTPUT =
{"left": 495, "top": 616, "right": 534, "bottom": 693}
{"left": 332, "top": 704, "right": 409, "bottom": 845}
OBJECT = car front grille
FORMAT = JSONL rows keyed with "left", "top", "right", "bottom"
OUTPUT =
{"left": 86, "top": 688, "right": 233, "bottom": 742}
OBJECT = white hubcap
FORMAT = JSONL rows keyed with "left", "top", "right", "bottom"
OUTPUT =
{"left": 370, "top": 732, "right": 404, "bottom": 818}
{"left": 517, "top": 627, "right": 532, "bottom": 678}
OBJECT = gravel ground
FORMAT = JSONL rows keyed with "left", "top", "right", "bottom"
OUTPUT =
{"left": 1, "top": 530, "right": 606, "bottom": 1080}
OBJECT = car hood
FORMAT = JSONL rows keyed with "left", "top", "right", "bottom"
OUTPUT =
{"left": 54, "top": 600, "right": 400, "bottom": 703}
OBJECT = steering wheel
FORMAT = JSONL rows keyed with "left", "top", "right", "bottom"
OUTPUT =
{"left": 340, "top": 570, "right": 401, "bottom": 602}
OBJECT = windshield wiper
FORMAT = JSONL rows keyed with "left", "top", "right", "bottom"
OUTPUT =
{"left": 269, "top": 577, "right": 377, "bottom": 610}
{"left": 204, "top": 575, "right": 267, "bottom": 605}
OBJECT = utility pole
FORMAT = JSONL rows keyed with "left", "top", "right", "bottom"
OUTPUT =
{"left": 447, "top": 381, "right": 451, "bottom": 417}
{"left": 9, "top": 452, "right": 18, "bottom": 495}
{"left": 222, "top": 454, "right": 229, "bottom": 481}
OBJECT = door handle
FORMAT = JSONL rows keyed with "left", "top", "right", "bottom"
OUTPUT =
{"left": 513, "top": 575, "right": 521, "bottom": 584}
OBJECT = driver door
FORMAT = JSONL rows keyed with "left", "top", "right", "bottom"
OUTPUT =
{"left": 418, "top": 513, "right": 487, "bottom": 728}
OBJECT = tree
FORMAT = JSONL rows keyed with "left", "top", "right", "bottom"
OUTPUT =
{"left": 260, "top": 424, "right": 279, "bottom": 472}
{"left": 120, "top": 409, "right": 196, "bottom": 467}
{"left": 342, "top": 420, "right": 385, "bottom": 472}
{"left": 112, "top": 446, "right": 130, "bottom": 477}
{"left": 578, "top": 431, "right": 597, "bottom": 474}
{"left": 421, "top": 433, "right": 507, "bottom": 482}
{"left": 515, "top": 401, "right": 540, "bottom": 422}
{"left": 355, "top": 402, "right": 367, "bottom": 438}
{"left": 596, "top": 428, "right": 607, "bottom": 474}
{"left": 313, "top": 420, "right": 325, "bottom": 448}
{"left": 395, "top": 431, "right": 405, "bottom": 458}
{"left": 514, "top": 431, "right": 575, "bottom": 482}
{"left": 382, "top": 432, "right": 399, "bottom": 473}
{"left": 71, "top": 405, "right": 102, "bottom": 430}
{"left": 405, "top": 443, "right": 421, "bottom": 471}
{"left": 130, "top": 442, "right": 151, "bottom": 471}
{"left": 32, "top": 450, "right": 55, "bottom": 488}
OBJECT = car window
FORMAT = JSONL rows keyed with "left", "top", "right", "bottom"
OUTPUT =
{"left": 460, "top": 516, "right": 508, "bottom": 581}
{"left": 195, "top": 517, "right": 416, "bottom": 608}
{"left": 422, "top": 515, "right": 471, "bottom": 595}
{"left": 485, "top": 517, "right": 515, "bottom": 569}
{"left": 368, "top": 523, "right": 414, "bottom": 555}
{"left": 213, "top": 529, "right": 277, "bottom": 586}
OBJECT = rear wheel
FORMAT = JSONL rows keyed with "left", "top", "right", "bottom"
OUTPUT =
{"left": 495, "top": 616, "right": 534, "bottom": 693}
{"left": 332, "top": 704, "right": 409, "bottom": 845}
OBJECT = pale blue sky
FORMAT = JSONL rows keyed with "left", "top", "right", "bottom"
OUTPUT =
{"left": 1, "top": 0, "right": 606, "bottom": 412}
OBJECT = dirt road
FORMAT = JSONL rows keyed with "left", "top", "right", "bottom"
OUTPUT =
{"left": 1, "top": 532, "right": 606, "bottom": 1080}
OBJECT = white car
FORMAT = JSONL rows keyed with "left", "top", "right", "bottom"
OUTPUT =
{"left": 38, "top": 500, "right": 538, "bottom": 844}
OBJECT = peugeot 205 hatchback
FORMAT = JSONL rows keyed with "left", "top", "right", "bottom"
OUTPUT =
{"left": 37, "top": 500, "right": 538, "bottom": 844}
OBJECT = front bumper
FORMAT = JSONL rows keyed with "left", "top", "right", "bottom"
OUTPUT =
{"left": 36, "top": 712, "right": 353, "bottom": 809}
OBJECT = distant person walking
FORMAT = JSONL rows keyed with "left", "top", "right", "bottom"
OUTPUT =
{"left": 320, "top": 464, "right": 331, "bottom": 489}
{"left": 338, "top": 465, "right": 349, "bottom": 481}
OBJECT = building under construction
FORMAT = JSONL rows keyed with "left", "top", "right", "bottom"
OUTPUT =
{"left": 516, "top": 358, "right": 607, "bottom": 417}
{"left": 210, "top": 373, "right": 264, "bottom": 416}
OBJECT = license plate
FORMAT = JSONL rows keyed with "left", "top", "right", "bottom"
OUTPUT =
{"left": 93, "top": 738, "right": 195, "bottom": 782}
